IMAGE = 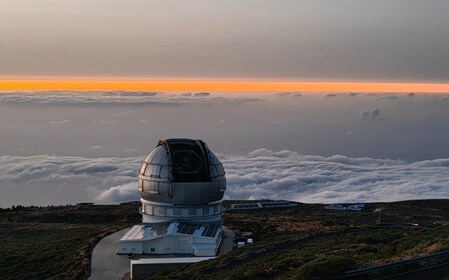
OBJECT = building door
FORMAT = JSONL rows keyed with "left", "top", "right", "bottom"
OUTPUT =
{"left": 177, "top": 240, "right": 189, "bottom": 254}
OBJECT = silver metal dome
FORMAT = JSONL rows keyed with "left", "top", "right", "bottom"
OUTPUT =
{"left": 138, "top": 139, "right": 226, "bottom": 223}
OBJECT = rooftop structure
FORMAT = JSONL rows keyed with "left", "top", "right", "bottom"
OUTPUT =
{"left": 227, "top": 199, "right": 298, "bottom": 211}
{"left": 324, "top": 203, "right": 365, "bottom": 212}
{"left": 119, "top": 139, "right": 226, "bottom": 257}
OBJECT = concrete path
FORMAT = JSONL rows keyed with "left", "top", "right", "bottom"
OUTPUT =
{"left": 89, "top": 227, "right": 131, "bottom": 280}
{"left": 219, "top": 227, "right": 235, "bottom": 255}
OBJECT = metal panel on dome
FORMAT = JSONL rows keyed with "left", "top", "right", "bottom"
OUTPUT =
{"left": 144, "top": 145, "right": 166, "bottom": 163}
{"left": 172, "top": 182, "right": 213, "bottom": 205}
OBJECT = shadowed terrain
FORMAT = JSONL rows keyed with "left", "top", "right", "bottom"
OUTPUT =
{"left": 1, "top": 200, "right": 449, "bottom": 279}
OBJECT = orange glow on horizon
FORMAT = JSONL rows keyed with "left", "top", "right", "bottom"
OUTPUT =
{"left": 1, "top": 80, "right": 449, "bottom": 93}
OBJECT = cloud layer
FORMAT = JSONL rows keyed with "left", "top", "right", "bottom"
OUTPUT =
{"left": 221, "top": 149, "right": 449, "bottom": 203}
{"left": 0, "top": 91, "right": 260, "bottom": 106}
{"left": 1, "top": 149, "right": 449, "bottom": 207}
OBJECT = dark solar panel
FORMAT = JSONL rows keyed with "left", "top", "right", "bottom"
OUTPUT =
{"left": 180, "top": 223, "right": 190, "bottom": 234}
{"left": 187, "top": 224, "right": 197, "bottom": 234}
{"left": 177, "top": 222, "right": 201, "bottom": 235}
{"left": 202, "top": 224, "right": 218, "bottom": 237}
{"left": 177, "top": 222, "right": 186, "bottom": 230}
{"left": 211, "top": 226, "right": 219, "bottom": 237}
{"left": 150, "top": 223, "right": 169, "bottom": 236}
{"left": 201, "top": 227, "right": 208, "bottom": 236}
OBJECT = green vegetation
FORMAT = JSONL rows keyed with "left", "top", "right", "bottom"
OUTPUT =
{"left": 2, "top": 200, "right": 449, "bottom": 279}
{"left": 0, "top": 203, "right": 140, "bottom": 280}
{"left": 147, "top": 200, "right": 449, "bottom": 280}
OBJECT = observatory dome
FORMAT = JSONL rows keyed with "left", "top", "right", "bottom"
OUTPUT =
{"left": 138, "top": 139, "right": 226, "bottom": 223}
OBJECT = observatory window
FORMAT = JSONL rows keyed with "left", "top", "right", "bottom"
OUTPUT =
{"left": 203, "top": 207, "right": 210, "bottom": 215}
{"left": 214, "top": 205, "right": 219, "bottom": 214}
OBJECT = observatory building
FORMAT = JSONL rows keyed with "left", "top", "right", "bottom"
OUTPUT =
{"left": 119, "top": 139, "right": 226, "bottom": 257}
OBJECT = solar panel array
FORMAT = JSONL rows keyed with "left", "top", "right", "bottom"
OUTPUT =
{"left": 150, "top": 223, "right": 169, "bottom": 237}
{"left": 176, "top": 222, "right": 201, "bottom": 235}
{"left": 175, "top": 222, "right": 220, "bottom": 237}
{"left": 202, "top": 224, "right": 219, "bottom": 237}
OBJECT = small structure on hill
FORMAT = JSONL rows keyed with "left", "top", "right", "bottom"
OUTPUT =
{"left": 324, "top": 203, "right": 365, "bottom": 212}
{"left": 226, "top": 199, "right": 298, "bottom": 211}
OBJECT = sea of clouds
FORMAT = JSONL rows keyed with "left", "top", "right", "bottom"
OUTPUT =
{"left": 0, "top": 91, "right": 260, "bottom": 106}
{"left": 1, "top": 149, "right": 449, "bottom": 208}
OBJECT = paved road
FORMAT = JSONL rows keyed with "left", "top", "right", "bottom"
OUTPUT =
{"left": 219, "top": 227, "right": 235, "bottom": 255}
{"left": 89, "top": 227, "right": 131, "bottom": 280}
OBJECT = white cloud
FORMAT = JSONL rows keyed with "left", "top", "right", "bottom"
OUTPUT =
{"left": 111, "top": 110, "right": 132, "bottom": 116}
{"left": 220, "top": 149, "right": 449, "bottom": 203}
{"left": 91, "top": 119, "right": 118, "bottom": 125}
{"left": 49, "top": 120, "right": 69, "bottom": 125}
{"left": 95, "top": 182, "right": 138, "bottom": 204}
{"left": 1, "top": 150, "right": 449, "bottom": 207}
{"left": 0, "top": 155, "right": 141, "bottom": 207}
{"left": 90, "top": 145, "right": 103, "bottom": 150}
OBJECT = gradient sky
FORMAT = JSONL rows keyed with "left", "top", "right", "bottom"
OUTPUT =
{"left": 2, "top": 0, "right": 449, "bottom": 82}
{"left": 2, "top": 91, "right": 448, "bottom": 161}
{"left": 2, "top": 2, "right": 449, "bottom": 207}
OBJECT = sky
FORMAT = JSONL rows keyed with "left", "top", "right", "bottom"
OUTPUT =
{"left": 1, "top": 1, "right": 449, "bottom": 207}
{"left": 1, "top": 0, "right": 449, "bottom": 83}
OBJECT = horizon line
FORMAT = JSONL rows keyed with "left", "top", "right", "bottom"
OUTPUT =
{"left": 1, "top": 80, "right": 449, "bottom": 93}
